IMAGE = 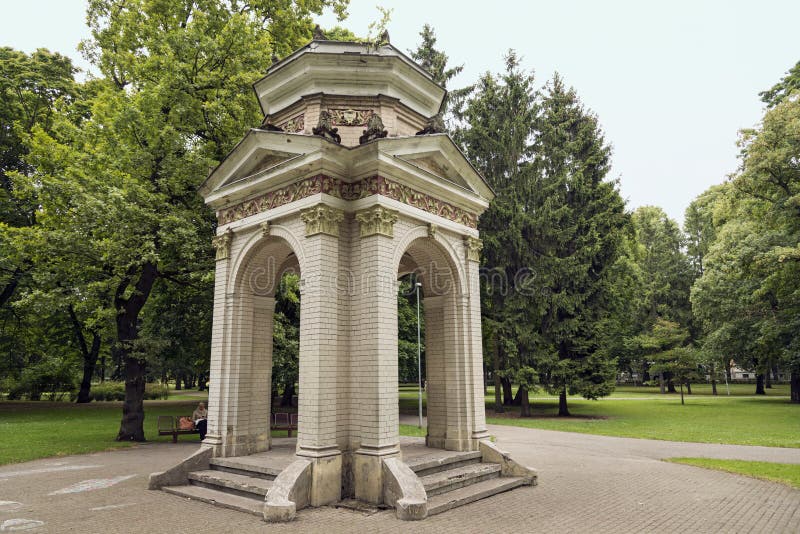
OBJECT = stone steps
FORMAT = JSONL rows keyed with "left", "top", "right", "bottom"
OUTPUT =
{"left": 426, "top": 476, "right": 527, "bottom": 516}
{"left": 406, "top": 450, "right": 483, "bottom": 477}
{"left": 189, "top": 469, "right": 272, "bottom": 498}
{"left": 209, "top": 458, "right": 281, "bottom": 480}
{"left": 419, "top": 463, "right": 501, "bottom": 497}
{"left": 163, "top": 485, "right": 263, "bottom": 517}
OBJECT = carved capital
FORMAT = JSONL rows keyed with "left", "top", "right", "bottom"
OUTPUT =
{"left": 464, "top": 236, "right": 483, "bottom": 262}
{"left": 212, "top": 228, "right": 233, "bottom": 261}
{"left": 300, "top": 204, "right": 344, "bottom": 237}
{"left": 356, "top": 205, "right": 398, "bottom": 238}
{"left": 428, "top": 223, "right": 438, "bottom": 238}
{"left": 259, "top": 221, "right": 271, "bottom": 237}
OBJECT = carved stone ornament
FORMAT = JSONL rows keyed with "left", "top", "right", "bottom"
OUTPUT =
{"left": 427, "top": 223, "right": 438, "bottom": 238}
{"left": 329, "top": 108, "right": 373, "bottom": 127}
{"left": 300, "top": 204, "right": 344, "bottom": 237}
{"left": 416, "top": 114, "right": 446, "bottom": 136}
{"left": 359, "top": 113, "right": 389, "bottom": 145}
{"left": 259, "top": 221, "right": 271, "bottom": 237}
{"left": 356, "top": 205, "right": 398, "bottom": 238}
{"left": 218, "top": 174, "right": 479, "bottom": 229}
{"left": 279, "top": 114, "right": 305, "bottom": 133}
{"left": 212, "top": 228, "right": 233, "bottom": 261}
{"left": 312, "top": 110, "right": 341, "bottom": 143}
{"left": 464, "top": 236, "right": 483, "bottom": 262}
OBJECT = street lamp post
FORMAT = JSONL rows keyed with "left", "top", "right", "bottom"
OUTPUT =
{"left": 415, "top": 281, "right": 423, "bottom": 429}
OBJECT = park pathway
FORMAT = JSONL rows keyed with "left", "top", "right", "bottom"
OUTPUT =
{"left": 0, "top": 422, "right": 797, "bottom": 533}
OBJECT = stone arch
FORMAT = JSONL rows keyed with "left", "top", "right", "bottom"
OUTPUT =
{"left": 393, "top": 226, "right": 474, "bottom": 451}
{"left": 228, "top": 223, "right": 306, "bottom": 296}
{"left": 210, "top": 228, "right": 305, "bottom": 457}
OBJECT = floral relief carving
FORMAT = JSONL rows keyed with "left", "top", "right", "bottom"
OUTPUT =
{"left": 329, "top": 108, "right": 374, "bottom": 126}
{"left": 300, "top": 204, "right": 344, "bottom": 237}
{"left": 217, "top": 175, "right": 479, "bottom": 228}
{"left": 278, "top": 114, "right": 305, "bottom": 133}
{"left": 211, "top": 228, "right": 233, "bottom": 261}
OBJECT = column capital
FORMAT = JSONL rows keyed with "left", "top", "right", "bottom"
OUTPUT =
{"left": 464, "top": 236, "right": 483, "bottom": 262}
{"left": 355, "top": 205, "right": 398, "bottom": 238}
{"left": 212, "top": 228, "right": 233, "bottom": 261}
{"left": 300, "top": 203, "right": 344, "bottom": 237}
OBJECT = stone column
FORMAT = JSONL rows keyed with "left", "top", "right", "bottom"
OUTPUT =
{"left": 423, "top": 295, "right": 447, "bottom": 448}
{"left": 296, "top": 203, "right": 344, "bottom": 506}
{"left": 464, "top": 237, "right": 490, "bottom": 446}
{"left": 351, "top": 205, "right": 400, "bottom": 503}
{"left": 204, "top": 229, "right": 233, "bottom": 456}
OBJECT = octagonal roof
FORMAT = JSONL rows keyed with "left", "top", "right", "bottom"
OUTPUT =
{"left": 253, "top": 40, "right": 447, "bottom": 118}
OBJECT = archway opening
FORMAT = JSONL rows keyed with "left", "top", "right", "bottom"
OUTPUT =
{"left": 395, "top": 236, "right": 463, "bottom": 450}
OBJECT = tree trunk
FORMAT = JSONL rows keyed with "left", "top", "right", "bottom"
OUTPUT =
{"left": 791, "top": 371, "right": 799, "bottom": 403}
{"left": 558, "top": 389, "right": 570, "bottom": 416}
{"left": 68, "top": 305, "right": 102, "bottom": 404}
{"left": 725, "top": 360, "right": 732, "bottom": 382}
{"left": 76, "top": 334, "right": 102, "bottom": 403}
{"left": 175, "top": 374, "right": 183, "bottom": 391}
{"left": 501, "top": 376, "right": 513, "bottom": 406}
{"left": 197, "top": 372, "right": 206, "bottom": 392}
{"left": 686, "top": 382, "right": 692, "bottom": 395}
{"left": 680, "top": 382, "right": 685, "bottom": 405}
{"left": 519, "top": 385, "right": 531, "bottom": 417}
{"left": 281, "top": 381, "right": 295, "bottom": 407}
{"left": 491, "top": 339, "right": 502, "bottom": 412}
{"left": 755, "top": 374, "right": 766, "bottom": 395}
{"left": 711, "top": 379, "right": 718, "bottom": 396}
{"left": 512, "top": 385, "right": 525, "bottom": 406}
{"left": 667, "top": 379, "right": 677, "bottom": 393}
{"left": 115, "top": 262, "right": 158, "bottom": 442}
{"left": 765, "top": 370, "right": 772, "bottom": 389}
{"left": 659, "top": 372, "right": 665, "bottom": 394}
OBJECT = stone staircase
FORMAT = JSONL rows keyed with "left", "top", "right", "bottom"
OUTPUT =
{"left": 405, "top": 450, "right": 528, "bottom": 516}
{"left": 162, "top": 456, "right": 281, "bottom": 516}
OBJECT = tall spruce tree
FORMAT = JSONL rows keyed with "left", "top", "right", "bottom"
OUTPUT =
{"left": 527, "top": 74, "right": 629, "bottom": 416}
{"left": 454, "top": 51, "right": 538, "bottom": 413}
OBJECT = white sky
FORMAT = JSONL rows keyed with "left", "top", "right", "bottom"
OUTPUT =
{"left": 3, "top": 0, "right": 799, "bottom": 224}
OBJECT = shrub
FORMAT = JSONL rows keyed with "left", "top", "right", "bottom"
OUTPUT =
{"left": 87, "top": 381, "right": 169, "bottom": 401}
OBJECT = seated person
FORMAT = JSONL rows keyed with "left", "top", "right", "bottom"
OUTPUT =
{"left": 192, "top": 402, "right": 208, "bottom": 440}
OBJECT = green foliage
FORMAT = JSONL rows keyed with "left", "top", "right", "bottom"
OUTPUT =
{"left": 80, "top": 381, "right": 169, "bottom": 401}
{"left": 272, "top": 273, "right": 300, "bottom": 402}
{"left": 759, "top": 60, "right": 800, "bottom": 109}
{"left": 397, "top": 277, "right": 424, "bottom": 384}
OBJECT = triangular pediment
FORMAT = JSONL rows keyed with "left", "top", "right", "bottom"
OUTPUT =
{"left": 222, "top": 148, "right": 296, "bottom": 187}
{"left": 395, "top": 151, "right": 472, "bottom": 191}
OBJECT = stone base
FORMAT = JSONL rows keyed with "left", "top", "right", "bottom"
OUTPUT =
{"left": 297, "top": 447, "right": 343, "bottom": 506}
{"left": 425, "top": 435, "right": 477, "bottom": 452}
{"left": 204, "top": 432, "right": 269, "bottom": 458}
{"left": 353, "top": 445, "right": 400, "bottom": 504}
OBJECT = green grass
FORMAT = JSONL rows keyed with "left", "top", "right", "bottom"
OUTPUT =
{"left": 666, "top": 458, "right": 800, "bottom": 488}
{"left": 486, "top": 396, "right": 800, "bottom": 448}
{"left": 399, "top": 424, "right": 426, "bottom": 437}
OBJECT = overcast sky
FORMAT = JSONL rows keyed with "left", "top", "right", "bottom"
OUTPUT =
{"left": 3, "top": 0, "right": 799, "bottom": 223}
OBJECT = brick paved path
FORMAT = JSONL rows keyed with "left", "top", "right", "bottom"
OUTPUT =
{"left": 1, "top": 424, "right": 798, "bottom": 533}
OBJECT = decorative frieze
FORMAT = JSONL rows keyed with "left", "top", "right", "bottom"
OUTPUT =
{"left": 217, "top": 175, "right": 479, "bottom": 228}
{"left": 329, "top": 108, "right": 373, "bottom": 126}
{"left": 212, "top": 228, "right": 233, "bottom": 261}
{"left": 300, "top": 204, "right": 344, "bottom": 237}
{"left": 278, "top": 114, "right": 305, "bottom": 133}
{"left": 356, "top": 205, "right": 398, "bottom": 238}
{"left": 464, "top": 236, "right": 482, "bottom": 262}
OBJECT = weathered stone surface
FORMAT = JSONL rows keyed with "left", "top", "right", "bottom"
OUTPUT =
{"left": 425, "top": 476, "right": 527, "bottom": 516}
{"left": 382, "top": 458, "right": 427, "bottom": 521}
{"left": 148, "top": 446, "right": 212, "bottom": 490}
{"left": 478, "top": 440, "right": 538, "bottom": 485}
{"left": 263, "top": 459, "right": 312, "bottom": 522}
{"left": 418, "top": 463, "right": 501, "bottom": 496}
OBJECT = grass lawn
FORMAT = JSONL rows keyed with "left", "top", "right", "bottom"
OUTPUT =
{"left": 666, "top": 458, "right": 800, "bottom": 489}
{"left": 0, "top": 399, "right": 426, "bottom": 466}
{"left": 486, "top": 397, "right": 799, "bottom": 448}
{"left": 400, "top": 384, "right": 799, "bottom": 448}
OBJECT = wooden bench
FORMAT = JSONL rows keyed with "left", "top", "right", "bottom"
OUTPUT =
{"left": 157, "top": 415, "right": 199, "bottom": 443}
{"left": 271, "top": 412, "right": 298, "bottom": 437}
